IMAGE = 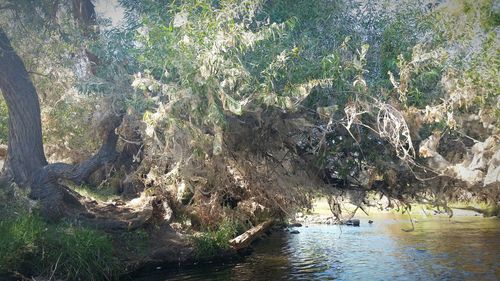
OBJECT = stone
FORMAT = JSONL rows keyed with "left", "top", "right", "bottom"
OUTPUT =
{"left": 345, "top": 219, "right": 360, "bottom": 226}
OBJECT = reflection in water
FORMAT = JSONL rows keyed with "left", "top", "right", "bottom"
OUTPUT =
{"left": 135, "top": 216, "right": 500, "bottom": 280}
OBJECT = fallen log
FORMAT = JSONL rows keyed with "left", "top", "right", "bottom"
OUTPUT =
{"left": 229, "top": 219, "right": 274, "bottom": 250}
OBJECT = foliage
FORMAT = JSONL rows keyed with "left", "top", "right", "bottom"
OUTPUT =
{"left": 0, "top": 1, "right": 93, "bottom": 160}
{"left": 71, "top": 184, "right": 120, "bottom": 202}
{"left": 112, "top": 0, "right": 500, "bottom": 219}
{"left": 116, "top": 0, "right": 369, "bottom": 224}
{"left": 192, "top": 219, "right": 238, "bottom": 257}
{"left": 0, "top": 212, "right": 119, "bottom": 280}
{"left": 0, "top": 0, "right": 498, "bottom": 242}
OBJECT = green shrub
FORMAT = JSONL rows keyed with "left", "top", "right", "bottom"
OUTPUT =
{"left": 192, "top": 219, "right": 237, "bottom": 258}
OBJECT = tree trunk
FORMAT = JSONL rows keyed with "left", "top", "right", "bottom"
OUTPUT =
{"left": 0, "top": 28, "right": 47, "bottom": 186}
{"left": 0, "top": 28, "right": 122, "bottom": 220}
{"left": 44, "top": 118, "right": 121, "bottom": 184}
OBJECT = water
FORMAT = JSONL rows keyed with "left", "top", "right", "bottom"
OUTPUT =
{"left": 136, "top": 215, "right": 500, "bottom": 280}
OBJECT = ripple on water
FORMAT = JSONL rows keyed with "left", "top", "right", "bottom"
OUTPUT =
{"left": 134, "top": 217, "right": 500, "bottom": 281}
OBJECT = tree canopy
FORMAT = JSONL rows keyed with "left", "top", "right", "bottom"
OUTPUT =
{"left": 0, "top": 0, "right": 498, "bottom": 224}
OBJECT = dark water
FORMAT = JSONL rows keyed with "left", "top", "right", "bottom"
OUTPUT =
{"left": 136, "top": 215, "right": 500, "bottom": 280}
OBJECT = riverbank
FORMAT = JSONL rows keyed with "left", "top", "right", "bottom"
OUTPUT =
{"left": 1, "top": 196, "right": 496, "bottom": 280}
{"left": 0, "top": 213, "right": 271, "bottom": 280}
{"left": 124, "top": 220, "right": 276, "bottom": 278}
{"left": 291, "top": 198, "right": 496, "bottom": 226}
{"left": 3, "top": 217, "right": 278, "bottom": 280}
{"left": 131, "top": 214, "right": 500, "bottom": 281}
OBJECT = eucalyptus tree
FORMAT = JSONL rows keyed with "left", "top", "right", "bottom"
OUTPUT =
{"left": 0, "top": 0, "right": 497, "bottom": 223}
{"left": 0, "top": 0, "right": 128, "bottom": 219}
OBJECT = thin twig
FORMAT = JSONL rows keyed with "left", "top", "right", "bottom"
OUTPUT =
{"left": 48, "top": 253, "right": 62, "bottom": 280}
{"left": 401, "top": 207, "right": 415, "bottom": 232}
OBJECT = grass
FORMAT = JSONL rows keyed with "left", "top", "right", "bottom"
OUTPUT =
{"left": 0, "top": 212, "right": 119, "bottom": 280}
{"left": 0, "top": 214, "right": 45, "bottom": 274}
{"left": 70, "top": 183, "right": 120, "bottom": 202}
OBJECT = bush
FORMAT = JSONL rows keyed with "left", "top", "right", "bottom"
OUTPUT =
{"left": 192, "top": 219, "right": 238, "bottom": 258}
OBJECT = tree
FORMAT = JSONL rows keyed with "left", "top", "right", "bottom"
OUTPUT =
{"left": 0, "top": 0, "right": 497, "bottom": 224}
{"left": 0, "top": 28, "right": 47, "bottom": 186}
{"left": 0, "top": 26, "right": 122, "bottom": 219}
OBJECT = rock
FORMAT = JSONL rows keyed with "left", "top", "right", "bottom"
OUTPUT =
{"left": 289, "top": 222, "right": 303, "bottom": 227}
{"left": 289, "top": 230, "right": 300, "bottom": 234}
{"left": 345, "top": 219, "right": 360, "bottom": 226}
{"left": 368, "top": 220, "right": 374, "bottom": 224}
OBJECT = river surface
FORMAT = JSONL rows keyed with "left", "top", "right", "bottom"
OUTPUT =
{"left": 136, "top": 214, "right": 500, "bottom": 280}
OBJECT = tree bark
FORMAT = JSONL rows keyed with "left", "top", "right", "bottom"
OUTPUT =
{"left": 0, "top": 28, "right": 122, "bottom": 220}
{"left": 0, "top": 28, "right": 47, "bottom": 186}
{"left": 229, "top": 220, "right": 274, "bottom": 250}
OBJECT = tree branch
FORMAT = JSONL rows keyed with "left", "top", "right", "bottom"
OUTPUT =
{"left": 44, "top": 114, "right": 122, "bottom": 184}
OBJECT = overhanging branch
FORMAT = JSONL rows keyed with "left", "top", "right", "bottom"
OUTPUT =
{"left": 44, "top": 115, "right": 122, "bottom": 184}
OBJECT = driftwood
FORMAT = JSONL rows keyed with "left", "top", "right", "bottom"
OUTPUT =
{"left": 229, "top": 219, "right": 274, "bottom": 250}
